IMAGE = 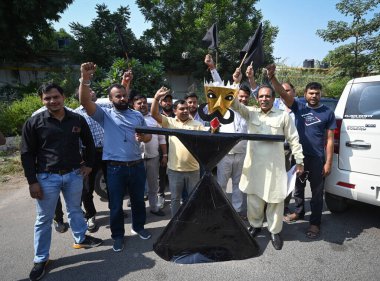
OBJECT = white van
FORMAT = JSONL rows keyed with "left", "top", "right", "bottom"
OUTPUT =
{"left": 324, "top": 75, "right": 380, "bottom": 212}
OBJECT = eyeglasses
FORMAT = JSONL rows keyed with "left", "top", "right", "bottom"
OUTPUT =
{"left": 298, "top": 171, "right": 309, "bottom": 183}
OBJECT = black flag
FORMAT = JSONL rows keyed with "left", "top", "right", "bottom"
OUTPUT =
{"left": 202, "top": 23, "right": 218, "bottom": 49}
{"left": 240, "top": 22, "right": 264, "bottom": 68}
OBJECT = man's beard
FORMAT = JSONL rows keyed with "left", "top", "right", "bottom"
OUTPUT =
{"left": 113, "top": 101, "right": 129, "bottom": 110}
{"left": 198, "top": 103, "right": 234, "bottom": 124}
{"left": 162, "top": 106, "right": 173, "bottom": 113}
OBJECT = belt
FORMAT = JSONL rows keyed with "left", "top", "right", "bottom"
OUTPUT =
{"left": 40, "top": 168, "right": 77, "bottom": 175}
{"left": 108, "top": 159, "right": 143, "bottom": 167}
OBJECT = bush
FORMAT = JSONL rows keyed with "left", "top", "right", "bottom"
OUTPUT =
{"left": 324, "top": 77, "right": 351, "bottom": 98}
{"left": 0, "top": 95, "right": 42, "bottom": 136}
{"left": 0, "top": 95, "right": 80, "bottom": 136}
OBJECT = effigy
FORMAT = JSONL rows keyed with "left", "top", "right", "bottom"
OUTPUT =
{"left": 135, "top": 80, "right": 284, "bottom": 263}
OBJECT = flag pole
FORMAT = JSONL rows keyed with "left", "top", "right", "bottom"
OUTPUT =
{"left": 216, "top": 49, "right": 219, "bottom": 70}
{"left": 239, "top": 52, "right": 248, "bottom": 69}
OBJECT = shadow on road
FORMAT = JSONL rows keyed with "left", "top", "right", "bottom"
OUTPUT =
{"left": 282, "top": 197, "right": 380, "bottom": 246}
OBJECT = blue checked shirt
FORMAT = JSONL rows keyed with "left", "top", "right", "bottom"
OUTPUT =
{"left": 75, "top": 106, "right": 104, "bottom": 148}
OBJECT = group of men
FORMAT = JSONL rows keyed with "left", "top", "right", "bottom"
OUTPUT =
{"left": 20, "top": 54, "right": 335, "bottom": 280}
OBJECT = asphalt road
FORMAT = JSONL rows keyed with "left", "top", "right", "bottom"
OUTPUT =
{"left": 1, "top": 178, "right": 380, "bottom": 281}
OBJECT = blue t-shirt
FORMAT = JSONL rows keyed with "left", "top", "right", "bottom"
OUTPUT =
{"left": 91, "top": 104, "right": 147, "bottom": 161}
{"left": 291, "top": 100, "right": 336, "bottom": 158}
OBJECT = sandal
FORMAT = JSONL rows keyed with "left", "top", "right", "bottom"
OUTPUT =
{"left": 306, "top": 225, "right": 320, "bottom": 239}
{"left": 283, "top": 213, "right": 303, "bottom": 223}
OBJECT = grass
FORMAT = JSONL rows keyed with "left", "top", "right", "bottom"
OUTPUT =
{"left": 0, "top": 153, "right": 23, "bottom": 182}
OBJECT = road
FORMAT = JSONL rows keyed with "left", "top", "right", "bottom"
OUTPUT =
{"left": 1, "top": 176, "right": 380, "bottom": 281}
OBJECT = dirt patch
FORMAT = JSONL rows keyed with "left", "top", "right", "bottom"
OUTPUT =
{"left": 0, "top": 173, "right": 26, "bottom": 191}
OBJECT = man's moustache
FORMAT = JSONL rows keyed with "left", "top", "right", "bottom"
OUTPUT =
{"left": 198, "top": 103, "right": 234, "bottom": 124}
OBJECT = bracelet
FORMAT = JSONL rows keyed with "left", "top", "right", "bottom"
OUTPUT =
{"left": 79, "top": 78, "right": 91, "bottom": 86}
{"left": 155, "top": 97, "right": 160, "bottom": 102}
{"left": 162, "top": 154, "right": 168, "bottom": 157}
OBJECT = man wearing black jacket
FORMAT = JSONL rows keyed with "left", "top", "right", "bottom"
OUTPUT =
{"left": 21, "top": 83, "right": 102, "bottom": 281}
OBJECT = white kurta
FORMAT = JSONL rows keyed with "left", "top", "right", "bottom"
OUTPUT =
{"left": 231, "top": 99, "right": 303, "bottom": 203}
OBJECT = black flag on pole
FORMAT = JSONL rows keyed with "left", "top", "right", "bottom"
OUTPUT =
{"left": 240, "top": 22, "right": 264, "bottom": 68}
{"left": 202, "top": 23, "right": 218, "bottom": 49}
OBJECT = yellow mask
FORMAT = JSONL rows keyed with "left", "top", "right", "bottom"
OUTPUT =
{"left": 204, "top": 86, "right": 238, "bottom": 116}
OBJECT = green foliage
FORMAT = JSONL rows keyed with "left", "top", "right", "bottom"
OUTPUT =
{"left": 0, "top": 0, "right": 74, "bottom": 60}
{"left": 68, "top": 4, "right": 156, "bottom": 68}
{"left": 323, "top": 76, "right": 351, "bottom": 97}
{"left": 317, "top": 0, "right": 380, "bottom": 77}
{"left": 136, "top": 0, "right": 278, "bottom": 79}
{"left": 0, "top": 95, "right": 79, "bottom": 136}
{"left": 273, "top": 66, "right": 349, "bottom": 97}
{"left": 0, "top": 82, "right": 39, "bottom": 102}
{"left": 0, "top": 95, "right": 42, "bottom": 136}
{"left": 42, "top": 66, "right": 80, "bottom": 97}
{"left": 94, "top": 58, "right": 166, "bottom": 97}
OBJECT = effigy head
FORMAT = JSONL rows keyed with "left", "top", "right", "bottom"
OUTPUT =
{"left": 203, "top": 81, "right": 238, "bottom": 116}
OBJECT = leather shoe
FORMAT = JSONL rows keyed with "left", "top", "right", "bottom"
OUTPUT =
{"left": 270, "top": 233, "right": 283, "bottom": 250}
{"left": 248, "top": 226, "right": 262, "bottom": 238}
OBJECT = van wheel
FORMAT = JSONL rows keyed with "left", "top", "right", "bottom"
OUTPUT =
{"left": 325, "top": 192, "right": 348, "bottom": 213}
{"left": 94, "top": 169, "right": 108, "bottom": 200}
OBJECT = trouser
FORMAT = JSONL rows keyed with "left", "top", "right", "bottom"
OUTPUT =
{"left": 34, "top": 170, "right": 87, "bottom": 263}
{"left": 144, "top": 156, "right": 160, "bottom": 212}
{"left": 247, "top": 194, "right": 284, "bottom": 234}
{"left": 81, "top": 149, "right": 105, "bottom": 219}
{"left": 293, "top": 155, "right": 325, "bottom": 226}
{"left": 167, "top": 169, "right": 200, "bottom": 217}
{"left": 158, "top": 161, "right": 167, "bottom": 197}
{"left": 107, "top": 162, "right": 146, "bottom": 240}
{"left": 217, "top": 153, "right": 245, "bottom": 212}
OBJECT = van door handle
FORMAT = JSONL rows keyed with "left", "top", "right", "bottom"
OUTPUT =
{"left": 345, "top": 140, "right": 371, "bottom": 149}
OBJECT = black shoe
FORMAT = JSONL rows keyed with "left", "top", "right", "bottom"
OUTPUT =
{"left": 248, "top": 226, "right": 262, "bottom": 238}
{"left": 270, "top": 233, "right": 283, "bottom": 250}
{"left": 72, "top": 235, "right": 103, "bottom": 249}
{"left": 112, "top": 238, "right": 124, "bottom": 252}
{"left": 150, "top": 209, "right": 166, "bottom": 216}
{"left": 53, "top": 220, "right": 68, "bottom": 233}
{"left": 29, "top": 260, "right": 49, "bottom": 281}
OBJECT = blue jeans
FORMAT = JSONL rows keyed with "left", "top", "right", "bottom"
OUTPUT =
{"left": 34, "top": 170, "right": 87, "bottom": 263}
{"left": 107, "top": 162, "right": 146, "bottom": 240}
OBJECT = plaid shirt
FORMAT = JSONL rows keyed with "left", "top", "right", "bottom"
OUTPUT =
{"left": 75, "top": 106, "right": 104, "bottom": 148}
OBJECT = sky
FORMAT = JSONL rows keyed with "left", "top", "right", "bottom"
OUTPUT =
{"left": 53, "top": 0, "right": 363, "bottom": 67}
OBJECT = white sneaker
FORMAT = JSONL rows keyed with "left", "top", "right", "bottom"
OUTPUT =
{"left": 157, "top": 196, "right": 165, "bottom": 209}
{"left": 87, "top": 216, "right": 97, "bottom": 232}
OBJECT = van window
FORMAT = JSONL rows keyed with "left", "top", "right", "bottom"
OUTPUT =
{"left": 343, "top": 82, "right": 380, "bottom": 119}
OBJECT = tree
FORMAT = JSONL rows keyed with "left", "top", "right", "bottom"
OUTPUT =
{"left": 317, "top": 0, "right": 380, "bottom": 77}
{"left": 136, "top": 0, "right": 278, "bottom": 80}
{"left": 93, "top": 58, "right": 166, "bottom": 98}
{"left": 68, "top": 4, "right": 156, "bottom": 68}
{"left": 0, "top": 0, "right": 74, "bottom": 61}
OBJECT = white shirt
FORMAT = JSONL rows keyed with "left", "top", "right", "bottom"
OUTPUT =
{"left": 140, "top": 114, "right": 166, "bottom": 159}
{"left": 218, "top": 110, "right": 248, "bottom": 154}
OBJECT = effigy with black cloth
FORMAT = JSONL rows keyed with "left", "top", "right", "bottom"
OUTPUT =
{"left": 135, "top": 81, "right": 284, "bottom": 264}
